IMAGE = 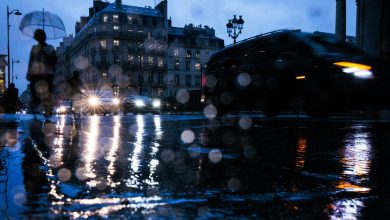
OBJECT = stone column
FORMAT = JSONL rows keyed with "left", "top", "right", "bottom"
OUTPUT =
{"left": 335, "top": 0, "right": 346, "bottom": 42}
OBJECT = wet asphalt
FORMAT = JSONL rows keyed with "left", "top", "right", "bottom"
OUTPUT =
{"left": 1, "top": 113, "right": 390, "bottom": 219}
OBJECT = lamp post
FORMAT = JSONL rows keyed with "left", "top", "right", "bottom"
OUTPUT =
{"left": 7, "top": 5, "right": 22, "bottom": 88}
{"left": 226, "top": 15, "right": 244, "bottom": 44}
{"left": 12, "top": 58, "right": 20, "bottom": 83}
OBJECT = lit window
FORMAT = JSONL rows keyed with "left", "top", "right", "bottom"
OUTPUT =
{"left": 196, "top": 51, "right": 200, "bottom": 59}
{"left": 148, "top": 56, "right": 154, "bottom": 65}
{"left": 113, "top": 40, "right": 120, "bottom": 48}
{"left": 100, "top": 40, "right": 107, "bottom": 49}
{"left": 127, "top": 15, "right": 133, "bottom": 23}
{"left": 158, "top": 57, "right": 164, "bottom": 67}
{"left": 195, "top": 63, "right": 201, "bottom": 70}
{"left": 103, "top": 15, "right": 108, "bottom": 23}
{"left": 174, "top": 60, "right": 180, "bottom": 70}
{"left": 113, "top": 26, "right": 119, "bottom": 31}
{"left": 102, "top": 72, "right": 107, "bottom": 78}
{"left": 113, "top": 14, "right": 119, "bottom": 23}
{"left": 128, "top": 55, "right": 134, "bottom": 64}
{"left": 174, "top": 49, "right": 179, "bottom": 57}
{"left": 186, "top": 50, "right": 191, "bottom": 58}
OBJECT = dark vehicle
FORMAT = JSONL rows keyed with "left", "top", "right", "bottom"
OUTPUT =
{"left": 204, "top": 29, "right": 389, "bottom": 117}
{"left": 122, "top": 95, "right": 161, "bottom": 114}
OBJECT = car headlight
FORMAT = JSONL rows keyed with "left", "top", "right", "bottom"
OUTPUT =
{"left": 334, "top": 62, "right": 374, "bottom": 79}
{"left": 135, "top": 100, "right": 145, "bottom": 107}
{"left": 88, "top": 96, "right": 100, "bottom": 106}
{"left": 112, "top": 98, "right": 120, "bottom": 105}
{"left": 152, "top": 100, "right": 161, "bottom": 108}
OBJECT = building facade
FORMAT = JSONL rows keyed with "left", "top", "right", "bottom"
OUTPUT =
{"left": 56, "top": 0, "right": 224, "bottom": 98}
{"left": 167, "top": 24, "right": 224, "bottom": 97}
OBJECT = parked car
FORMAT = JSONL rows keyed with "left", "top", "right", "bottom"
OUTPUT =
{"left": 204, "top": 29, "right": 390, "bottom": 117}
{"left": 122, "top": 95, "right": 161, "bottom": 114}
{"left": 55, "top": 100, "right": 72, "bottom": 115}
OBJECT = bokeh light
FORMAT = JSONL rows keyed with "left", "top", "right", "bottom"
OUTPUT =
{"left": 208, "top": 149, "right": 222, "bottom": 163}
{"left": 181, "top": 129, "right": 195, "bottom": 144}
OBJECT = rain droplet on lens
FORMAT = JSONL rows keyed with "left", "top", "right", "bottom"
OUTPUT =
{"left": 13, "top": 193, "right": 27, "bottom": 207}
{"left": 205, "top": 75, "right": 217, "bottom": 88}
{"left": 75, "top": 56, "right": 89, "bottom": 70}
{"left": 161, "top": 149, "right": 175, "bottom": 163}
{"left": 239, "top": 117, "right": 253, "bottom": 130}
{"left": 203, "top": 105, "right": 217, "bottom": 119}
{"left": 243, "top": 145, "right": 257, "bottom": 159}
{"left": 237, "top": 72, "right": 251, "bottom": 87}
{"left": 176, "top": 89, "right": 190, "bottom": 104}
{"left": 75, "top": 167, "right": 89, "bottom": 181}
{"left": 181, "top": 129, "right": 195, "bottom": 144}
{"left": 227, "top": 178, "right": 241, "bottom": 192}
{"left": 58, "top": 168, "right": 72, "bottom": 182}
{"left": 208, "top": 149, "right": 222, "bottom": 163}
{"left": 49, "top": 155, "right": 62, "bottom": 168}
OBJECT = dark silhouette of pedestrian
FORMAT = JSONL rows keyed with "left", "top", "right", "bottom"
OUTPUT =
{"left": 66, "top": 70, "right": 85, "bottom": 98}
{"left": 3, "top": 83, "right": 19, "bottom": 113}
{"left": 27, "top": 29, "right": 58, "bottom": 120}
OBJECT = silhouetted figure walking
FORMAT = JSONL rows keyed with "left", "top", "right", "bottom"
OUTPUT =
{"left": 3, "top": 83, "right": 19, "bottom": 113}
{"left": 27, "top": 29, "right": 58, "bottom": 119}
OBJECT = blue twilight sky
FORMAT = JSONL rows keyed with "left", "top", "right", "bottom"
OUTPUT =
{"left": 0, "top": 0, "right": 357, "bottom": 93}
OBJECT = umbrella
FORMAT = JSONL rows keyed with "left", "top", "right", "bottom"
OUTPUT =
{"left": 19, "top": 9, "right": 66, "bottom": 39}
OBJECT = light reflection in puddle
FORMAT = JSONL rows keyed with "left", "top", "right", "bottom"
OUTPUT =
{"left": 84, "top": 115, "right": 100, "bottom": 182}
{"left": 128, "top": 115, "right": 144, "bottom": 188}
{"left": 106, "top": 116, "right": 121, "bottom": 188}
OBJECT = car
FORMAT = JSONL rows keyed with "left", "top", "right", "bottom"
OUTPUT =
{"left": 73, "top": 89, "right": 121, "bottom": 115}
{"left": 121, "top": 95, "right": 161, "bottom": 114}
{"left": 203, "top": 29, "right": 390, "bottom": 117}
{"left": 55, "top": 100, "right": 72, "bottom": 115}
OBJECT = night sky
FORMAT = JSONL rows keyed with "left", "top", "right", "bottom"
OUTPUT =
{"left": 0, "top": 0, "right": 357, "bottom": 93}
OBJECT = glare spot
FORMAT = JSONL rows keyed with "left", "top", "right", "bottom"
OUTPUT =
{"left": 227, "top": 178, "right": 241, "bottom": 192}
{"left": 208, "top": 149, "right": 222, "bottom": 163}
{"left": 188, "top": 145, "right": 201, "bottom": 158}
{"left": 75, "top": 167, "right": 89, "bottom": 181}
{"left": 75, "top": 56, "right": 89, "bottom": 70}
{"left": 220, "top": 91, "right": 234, "bottom": 105}
{"left": 237, "top": 72, "right": 251, "bottom": 87}
{"left": 203, "top": 105, "right": 217, "bottom": 119}
{"left": 42, "top": 123, "right": 56, "bottom": 136}
{"left": 49, "top": 155, "right": 62, "bottom": 168}
{"left": 176, "top": 89, "right": 190, "bottom": 104}
{"left": 109, "top": 65, "right": 123, "bottom": 76}
{"left": 243, "top": 146, "right": 257, "bottom": 159}
{"left": 181, "top": 129, "right": 195, "bottom": 144}
{"left": 205, "top": 75, "right": 217, "bottom": 88}
{"left": 161, "top": 149, "right": 175, "bottom": 163}
{"left": 13, "top": 193, "right": 26, "bottom": 207}
{"left": 239, "top": 117, "right": 253, "bottom": 130}
{"left": 58, "top": 168, "right": 72, "bottom": 182}
{"left": 34, "top": 80, "right": 49, "bottom": 97}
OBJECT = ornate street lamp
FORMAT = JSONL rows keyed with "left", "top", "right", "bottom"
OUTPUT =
{"left": 12, "top": 58, "right": 19, "bottom": 83}
{"left": 226, "top": 15, "right": 244, "bottom": 44}
{"left": 7, "top": 5, "right": 22, "bottom": 87}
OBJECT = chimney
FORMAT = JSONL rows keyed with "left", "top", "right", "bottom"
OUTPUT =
{"left": 335, "top": 0, "right": 346, "bottom": 42}
{"left": 115, "top": 0, "right": 122, "bottom": 9}
{"left": 156, "top": 0, "right": 168, "bottom": 19}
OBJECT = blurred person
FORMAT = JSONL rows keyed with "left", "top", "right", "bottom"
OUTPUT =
{"left": 27, "top": 29, "right": 58, "bottom": 120}
{"left": 66, "top": 70, "right": 86, "bottom": 118}
{"left": 3, "top": 83, "right": 19, "bottom": 114}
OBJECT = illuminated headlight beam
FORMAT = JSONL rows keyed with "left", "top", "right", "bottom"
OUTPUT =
{"left": 334, "top": 62, "right": 374, "bottom": 79}
{"left": 112, "top": 98, "right": 120, "bottom": 105}
{"left": 152, "top": 100, "right": 161, "bottom": 108}
{"left": 88, "top": 96, "right": 100, "bottom": 106}
{"left": 135, "top": 100, "right": 145, "bottom": 107}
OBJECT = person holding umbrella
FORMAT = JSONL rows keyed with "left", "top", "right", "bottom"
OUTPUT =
{"left": 26, "top": 29, "right": 57, "bottom": 120}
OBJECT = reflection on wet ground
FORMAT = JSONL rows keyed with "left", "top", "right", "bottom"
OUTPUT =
{"left": 1, "top": 114, "right": 390, "bottom": 219}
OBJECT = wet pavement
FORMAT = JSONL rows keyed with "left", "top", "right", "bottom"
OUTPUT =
{"left": 1, "top": 113, "right": 390, "bottom": 219}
